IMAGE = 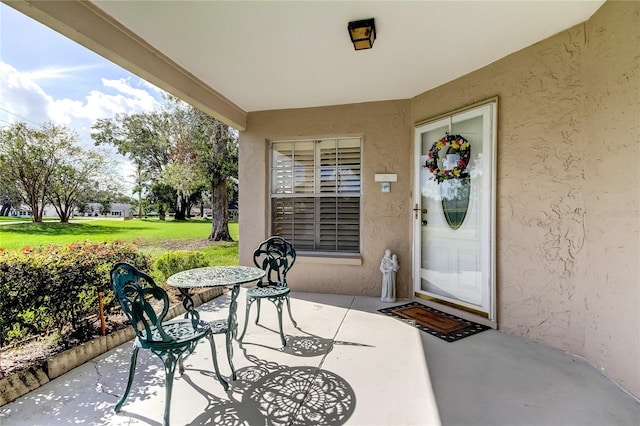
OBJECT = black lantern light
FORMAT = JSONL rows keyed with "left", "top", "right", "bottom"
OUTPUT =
{"left": 348, "top": 18, "right": 376, "bottom": 50}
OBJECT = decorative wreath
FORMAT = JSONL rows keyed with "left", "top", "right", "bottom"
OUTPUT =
{"left": 424, "top": 133, "right": 471, "bottom": 183}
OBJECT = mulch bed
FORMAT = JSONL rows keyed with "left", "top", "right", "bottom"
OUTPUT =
{"left": 0, "top": 285, "right": 205, "bottom": 378}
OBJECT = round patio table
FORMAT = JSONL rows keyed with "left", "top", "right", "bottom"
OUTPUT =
{"left": 166, "top": 266, "right": 265, "bottom": 382}
{"left": 167, "top": 265, "right": 265, "bottom": 323}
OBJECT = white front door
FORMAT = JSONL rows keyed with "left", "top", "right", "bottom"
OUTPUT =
{"left": 413, "top": 102, "right": 496, "bottom": 319}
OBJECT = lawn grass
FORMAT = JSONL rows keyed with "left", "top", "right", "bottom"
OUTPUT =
{"left": 0, "top": 216, "right": 60, "bottom": 222}
{"left": 0, "top": 218, "right": 239, "bottom": 265}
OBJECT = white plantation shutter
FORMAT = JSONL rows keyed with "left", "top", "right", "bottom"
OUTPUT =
{"left": 271, "top": 138, "right": 361, "bottom": 253}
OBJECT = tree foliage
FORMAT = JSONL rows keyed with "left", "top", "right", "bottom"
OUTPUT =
{"left": 92, "top": 112, "right": 169, "bottom": 218}
{"left": 0, "top": 122, "right": 111, "bottom": 222}
{"left": 188, "top": 111, "right": 238, "bottom": 241}
{"left": 92, "top": 113, "right": 169, "bottom": 175}
{"left": 0, "top": 122, "right": 76, "bottom": 222}
{"left": 91, "top": 96, "right": 238, "bottom": 240}
{"left": 47, "top": 149, "right": 109, "bottom": 222}
{"left": 0, "top": 184, "right": 21, "bottom": 216}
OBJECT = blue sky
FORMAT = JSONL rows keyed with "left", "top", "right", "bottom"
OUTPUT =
{"left": 0, "top": 4, "right": 165, "bottom": 191}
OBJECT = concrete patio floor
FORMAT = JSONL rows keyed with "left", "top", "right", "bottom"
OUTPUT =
{"left": 1, "top": 290, "right": 638, "bottom": 425}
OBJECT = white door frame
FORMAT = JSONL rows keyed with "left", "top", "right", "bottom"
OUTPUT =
{"left": 412, "top": 99, "right": 498, "bottom": 323}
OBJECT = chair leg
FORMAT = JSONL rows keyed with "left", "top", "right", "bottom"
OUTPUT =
{"left": 160, "top": 353, "right": 179, "bottom": 426}
{"left": 286, "top": 295, "right": 297, "bottom": 327}
{"left": 255, "top": 298, "right": 262, "bottom": 324}
{"left": 206, "top": 334, "right": 229, "bottom": 390}
{"left": 273, "top": 298, "right": 286, "bottom": 347}
{"left": 115, "top": 345, "right": 139, "bottom": 412}
{"left": 239, "top": 297, "right": 256, "bottom": 342}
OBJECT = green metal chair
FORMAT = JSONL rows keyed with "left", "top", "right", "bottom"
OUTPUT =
{"left": 110, "top": 262, "right": 227, "bottom": 426}
{"left": 239, "top": 236, "right": 297, "bottom": 346}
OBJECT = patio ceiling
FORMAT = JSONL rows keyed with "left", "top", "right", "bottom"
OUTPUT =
{"left": 6, "top": 0, "right": 604, "bottom": 130}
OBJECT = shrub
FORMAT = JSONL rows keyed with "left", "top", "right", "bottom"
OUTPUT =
{"left": 0, "top": 241, "right": 152, "bottom": 346}
{"left": 155, "top": 250, "right": 209, "bottom": 282}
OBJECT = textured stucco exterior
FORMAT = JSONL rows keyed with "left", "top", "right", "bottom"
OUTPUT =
{"left": 239, "top": 101, "right": 413, "bottom": 298}
{"left": 583, "top": 0, "right": 640, "bottom": 398}
{"left": 413, "top": 0, "right": 639, "bottom": 398}
{"left": 239, "top": 0, "right": 639, "bottom": 397}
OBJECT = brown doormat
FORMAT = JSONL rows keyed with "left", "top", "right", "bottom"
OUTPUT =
{"left": 378, "top": 302, "right": 490, "bottom": 342}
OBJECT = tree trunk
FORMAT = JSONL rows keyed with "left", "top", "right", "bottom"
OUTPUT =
{"left": 137, "top": 164, "right": 143, "bottom": 219}
{"left": 61, "top": 206, "right": 72, "bottom": 222}
{"left": 174, "top": 194, "right": 188, "bottom": 220}
{"left": 59, "top": 208, "right": 69, "bottom": 223}
{"left": 208, "top": 178, "right": 232, "bottom": 241}
{"left": 0, "top": 202, "right": 10, "bottom": 216}
{"left": 31, "top": 196, "right": 43, "bottom": 222}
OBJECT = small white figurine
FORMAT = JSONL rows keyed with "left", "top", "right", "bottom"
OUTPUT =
{"left": 380, "top": 249, "right": 399, "bottom": 303}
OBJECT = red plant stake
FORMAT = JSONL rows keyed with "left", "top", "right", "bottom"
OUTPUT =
{"left": 98, "top": 292, "right": 106, "bottom": 336}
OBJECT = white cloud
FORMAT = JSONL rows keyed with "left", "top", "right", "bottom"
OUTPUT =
{"left": 0, "top": 62, "right": 53, "bottom": 125}
{"left": 1, "top": 62, "right": 163, "bottom": 195}
{"left": 49, "top": 81, "right": 161, "bottom": 125}
{"left": 1, "top": 63, "right": 162, "bottom": 132}
{"left": 25, "top": 64, "right": 102, "bottom": 82}
{"left": 102, "top": 78, "right": 159, "bottom": 106}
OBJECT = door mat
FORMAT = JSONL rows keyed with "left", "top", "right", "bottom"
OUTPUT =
{"left": 378, "top": 302, "right": 490, "bottom": 342}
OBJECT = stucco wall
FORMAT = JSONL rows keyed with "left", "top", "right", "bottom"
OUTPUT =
{"left": 583, "top": 0, "right": 640, "bottom": 398}
{"left": 411, "top": 0, "right": 639, "bottom": 397}
{"left": 239, "top": 100, "right": 413, "bottom": 298}
{"left": 239, "top": 0, "right": 639, "bottom": 397}
{"left": 413, "top": 11, "right": 589, "bottom": 355}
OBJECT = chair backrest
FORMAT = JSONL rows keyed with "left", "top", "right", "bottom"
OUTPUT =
{"left": 253, "top": 236, "right": 296, "bottom": 287}
{"left": 111, "top": 262, "right": 173, "bottom": 343}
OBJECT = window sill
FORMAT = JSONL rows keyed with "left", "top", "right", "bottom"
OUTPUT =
{"left": 296, "top": 255, "right": 362, "bottom": 266}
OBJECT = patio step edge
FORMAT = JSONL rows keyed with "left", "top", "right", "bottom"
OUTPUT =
{"left": 0, "top": 286, "right": 223, "bottom": 407}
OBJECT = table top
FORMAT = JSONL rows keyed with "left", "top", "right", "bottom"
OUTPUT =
{"left": 166, "top": 265, "right": 265, "bottom": 288}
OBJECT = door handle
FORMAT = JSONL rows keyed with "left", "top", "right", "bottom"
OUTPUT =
{"left": 413, "top": 204, "right": 428, "bottom": 225}
{"left": 413, "top": 204, "right": 421, "bottom": 219}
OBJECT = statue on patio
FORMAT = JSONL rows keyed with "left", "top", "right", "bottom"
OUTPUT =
{"left": 380, "top": 249, "right": 399, "bottom": 303}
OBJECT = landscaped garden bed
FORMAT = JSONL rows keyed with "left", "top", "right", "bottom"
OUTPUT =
{"left": 0, "top": 219, "right": 240, "bottom": 406}
{"left": 0, "top": 286, "right": 223, "bottom": 406}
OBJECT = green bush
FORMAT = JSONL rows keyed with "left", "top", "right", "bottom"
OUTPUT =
{"left": 0, "top": 241, "right": 152, "bottom": 346}
{"left": 154, "top": 250, "right": 209, "bottom": 282}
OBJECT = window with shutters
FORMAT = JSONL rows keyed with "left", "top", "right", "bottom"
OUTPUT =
{"left": 271, "top": 138, "right": 361, "bottom": 254}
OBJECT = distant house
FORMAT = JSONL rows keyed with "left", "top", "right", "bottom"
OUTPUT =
{"left": 81, "top": 203, "right": 131, "bottom": 217}
{"left": 8, "top": 205, "right": 32, "bottom": 217}
{"left": 9, "top": 203, "right": 131, "bottom": 218}
{"left": 191, "top": 206, "right": 238, "bottom": 222}
{"left": 108, "top": 203, "right": 131, "bottom": 217}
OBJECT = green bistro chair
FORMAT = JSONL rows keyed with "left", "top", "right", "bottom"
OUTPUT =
{"left": 239, "top": 236, "right": 298, "bottom": 347}
{"left": 110, "top": 262, "right": 227, "bottom": 426}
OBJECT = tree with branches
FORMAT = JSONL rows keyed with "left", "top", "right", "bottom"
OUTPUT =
{"left": 92, "top": 111, "right": 170, "bottom": 218}
{"left": 47, "top": 149, "right": 108, "bottom": 222}
{"left": 188, "top": 110, "right": 238, "bottom": 241}
{"left": 91, "top": 96, "right": 238, "bottom": 240}
{"left": 0, "top": 122, "right": 76, "bottom": 222}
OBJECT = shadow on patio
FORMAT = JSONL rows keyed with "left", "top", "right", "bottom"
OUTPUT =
{"left": 0, "top": 290, "right": 638, "bottom": 425}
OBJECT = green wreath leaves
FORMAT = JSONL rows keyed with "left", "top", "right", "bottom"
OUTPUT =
{"left": 424, "top": 133, "right": 471, "bottom": 184}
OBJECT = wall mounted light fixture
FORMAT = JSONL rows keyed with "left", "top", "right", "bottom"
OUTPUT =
{"left": 348, "top": 18, "right": 376, "bottom": 50}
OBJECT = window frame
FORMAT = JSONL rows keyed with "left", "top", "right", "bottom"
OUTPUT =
{"left": 269, "top": 137, "right": 363, "bottom": 256}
